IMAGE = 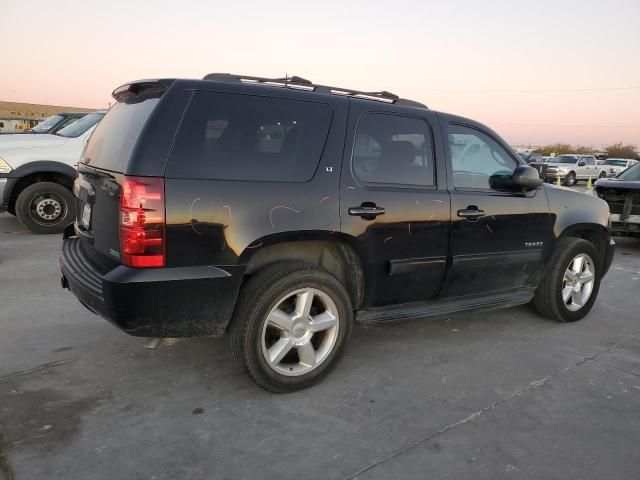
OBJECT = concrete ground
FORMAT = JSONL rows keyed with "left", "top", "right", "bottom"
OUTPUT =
{"left": 1, "top": 204, "right": 639, "bottom": 480}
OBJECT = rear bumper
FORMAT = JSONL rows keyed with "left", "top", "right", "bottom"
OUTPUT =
{"left": 60, "top": 235, "right": 244, "bottom": 337}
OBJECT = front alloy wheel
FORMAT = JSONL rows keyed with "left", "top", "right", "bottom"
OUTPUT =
{"left": 561, "top": 253, "right": 595, "bottom": 311}
{"left": 532, "top": 237, "right": 601, "bottom": 322}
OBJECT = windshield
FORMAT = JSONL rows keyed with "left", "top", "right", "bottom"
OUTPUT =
{"left": 602, "top": 159, "right": 628, "bottom": 167}
{"left": 31, "top": 115, "right": 64, "bottom": 133}
{"left": 56, "top": 113, "right": 104, "bottom": 138}
{"left": 552, "top": 155, "right": 579, "bottom": 163}
{"left": 617, "top": 163, "right": 640, "bottom": 181}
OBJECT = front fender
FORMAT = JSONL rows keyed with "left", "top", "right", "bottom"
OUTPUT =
{"left": 3, "top": 161, "right": 77, "bottom": 205}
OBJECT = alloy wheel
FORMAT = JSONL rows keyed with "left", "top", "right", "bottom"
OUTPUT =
{"left": 261, "top": 288, "right": 339, "bottom": 376}
{"left": 562, "top": 253, "right": 595, "bottom": 312}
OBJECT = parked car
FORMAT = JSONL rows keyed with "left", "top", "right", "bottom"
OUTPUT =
{"left": 0, "top": 111, "right": 105, "bottom": 233}
{"left": 60, "top": 75, "right": 614, "bottom": 392}
{"left": 542, "top": 154, "right": 607, "bottom": 186}
{"left": 0, "top": 112, "right": 88, "bottom": 135}
{"left": 600, "top": 158, "right": 638, "bottom": 177}
{"left": 595, "top": 162, "right": 640, "bottom": 237}
{"left": 517, "top": 152, "right": 544, "bottom": 164}
{"left": 27, "top": 112, "right": 89, "bottom": 135}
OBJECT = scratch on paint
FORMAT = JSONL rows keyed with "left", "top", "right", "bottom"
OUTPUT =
{"left": 269, "top": 205, "right": 301, "bottom": 228}
{"left": 491, "top": 216, "right": 496, "bottom": 221}
{"left": 433, "top": 199, "right": 444, "bottom": 204}
{"left": 223, "top": 204, "right": 232, "bottom": 224}
{"left": 246, "top": 241, "right": 263, "bottom": 249}
{"left": 384, "top": 236, "right": 393, "bottom": 244}
{"left": 189, "top": 198, "right": 204, "bottom": 235}
{"left": 486, "top": 224, "right": 494, "bottom": 233}
{"left": 408, "top": 223, "right": 412, "bottom": 235}
{"left": 346, "top": 186, "right": 356, "bottom": 190}
{"left": 428, "top": 214, "right": 435, "bottom": 220}
{"left": 415, "top": 200, "right": 421, "bottom": 206}
{"left": 319, "top": 196, "right": 330, "bottom": 204}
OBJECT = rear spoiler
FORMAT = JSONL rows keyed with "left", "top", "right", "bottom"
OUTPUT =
{"left": 112, "top": 80, "right": 173, "bottom": 103}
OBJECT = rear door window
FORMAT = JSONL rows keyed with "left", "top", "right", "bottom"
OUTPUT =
{"left": 167, "top": 92, "right": 332, "bottom": 182}
{"left": 352, "top": 113, "right": 435, "bottom": 187}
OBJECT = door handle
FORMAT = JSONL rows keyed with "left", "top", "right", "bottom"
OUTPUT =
{"left": 349, "top": 204, "right": 386, "bottom": 220}
{"left": 457, "top": 206, "right": 485, "bottom": 220}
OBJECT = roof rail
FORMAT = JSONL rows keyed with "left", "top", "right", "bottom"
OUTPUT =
{"left": 202, "top": 73, "right": 427, "bottom": 108}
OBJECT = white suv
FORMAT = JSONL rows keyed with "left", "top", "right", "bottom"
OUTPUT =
{"left": 544, "top": 154, "right": 607, "bottom": 186}
{"left": 0, "top": 111, "right": 105, "bottom": 233}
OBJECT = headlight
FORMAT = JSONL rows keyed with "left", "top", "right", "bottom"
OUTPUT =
{"left": 557, "top": 167, "right": 567, "bottom": 174}
{"left": 0, "top": 157, "right": 12, "bottom": 174}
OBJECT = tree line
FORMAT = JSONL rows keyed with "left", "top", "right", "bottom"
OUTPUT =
{"left": 533, "top": 143, "right": 639, "bottom": 159}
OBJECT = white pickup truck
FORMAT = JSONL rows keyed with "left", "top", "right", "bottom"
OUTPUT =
{"left": 0, "top": 111, "right": 105, "bottom": 233}
{"left": 543, "top": 154, "right": 608, "bottom": 186}
{"left": 600, "top": 158, "right": 638, "bottom": 178}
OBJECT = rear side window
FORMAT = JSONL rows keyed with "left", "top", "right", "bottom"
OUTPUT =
{"left": 352, "top": 113, "right": 435, "bottom": 187}
{"left": 168, "top": 92, "right": 332, "bottom": 182}
{"left": 83, "top": 99, "right": 160, "bottom": 172}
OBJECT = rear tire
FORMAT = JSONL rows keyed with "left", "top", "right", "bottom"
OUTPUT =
{"left": 533, "top": 237, "right": 601, "bottom": 322}
{"left": 229, "top": 261, "right": 353, "bottom": 393}
{"left": 15, "top": 181, "right": 75, "bottom": 234}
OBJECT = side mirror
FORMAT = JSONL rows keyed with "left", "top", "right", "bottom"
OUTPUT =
{"left": 490, "top": 165, "right": 543, "bottom": 192}
{"left": 578, "top": 161, "right": 586, "bottom": 166}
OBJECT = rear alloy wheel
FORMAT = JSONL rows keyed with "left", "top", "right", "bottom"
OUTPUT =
{"left": 564, "top": 172, "right": 576, "bottom": 186}
{"left": 229, "top": 262, "right": 352, "bottom": 392}
{"left": 15, "top": 181, "right": 76, "bottom": 234}
{"left": 533, "top": 237, "right": 601, "bottom": 322}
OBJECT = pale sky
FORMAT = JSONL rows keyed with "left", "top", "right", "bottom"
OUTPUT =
{"left": 2, "top": 0, "right": 639, "bottom": 146}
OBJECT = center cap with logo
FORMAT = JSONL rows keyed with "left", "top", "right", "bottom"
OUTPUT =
{"left": 292, "top": 321, "right": 308, "bottom": 338}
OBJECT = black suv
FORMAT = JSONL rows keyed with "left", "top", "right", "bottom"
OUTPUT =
{"left": 60, "top": 74, "right": 615, "bottom": 392}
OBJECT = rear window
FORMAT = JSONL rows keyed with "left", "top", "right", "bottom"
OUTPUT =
{"left": 167, "top": 92, "right": 332, "bottom": 182}
{"left": 57, "top": 112, "right": 104, "bottom": 138}
{"left": 82, "top": 99, "right": 159, "bottom": 172}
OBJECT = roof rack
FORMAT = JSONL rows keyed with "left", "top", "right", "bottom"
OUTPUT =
{"left": 202, "top": 73, "right": 427, "bottom": 108}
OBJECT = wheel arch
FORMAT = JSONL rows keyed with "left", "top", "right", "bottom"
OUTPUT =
{"left": 6, "top": 161, "right": 76, "bottom": 213}
{"left": 557, "top": 223, "right": 610, "bottom": 269}
{"left": 238, "top": 233, "right": 365, "bottom": 310}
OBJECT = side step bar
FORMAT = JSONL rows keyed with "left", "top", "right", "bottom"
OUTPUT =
{"left": 356, "top": 289, "right": 535, "bottom": 325}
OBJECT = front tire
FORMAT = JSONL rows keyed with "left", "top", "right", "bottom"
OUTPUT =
{"left": 229, "top": 262, "right": 353, "bottom": 392}
{"left": 533, "top": 237, "right": 601, "bottom": 322}
{"left": 564, "top": 172, "right": 576, "bottom": 186}
{"left": 15, "top": 182, "right": 76, "bottom": 234}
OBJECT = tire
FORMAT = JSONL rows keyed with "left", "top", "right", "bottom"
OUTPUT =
{"left": 564, "top": 172, "right": 576, "bottom": 186}
{"left": 229, "top": 261, "right": 353, "bottom": 393}
{"left": 533, "top": 237, "right": 601, "bottom": 322}
{"left": 15, "top": 181, "right": 76, "bottom": 234}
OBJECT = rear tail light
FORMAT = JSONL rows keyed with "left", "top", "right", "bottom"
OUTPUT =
{"left": 119, "top": 176, "right": 165, "bottom": 267}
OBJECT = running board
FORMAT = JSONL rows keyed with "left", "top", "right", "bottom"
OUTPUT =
{"left": 356, "top": 289, "right": 535, "bottom": 325}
